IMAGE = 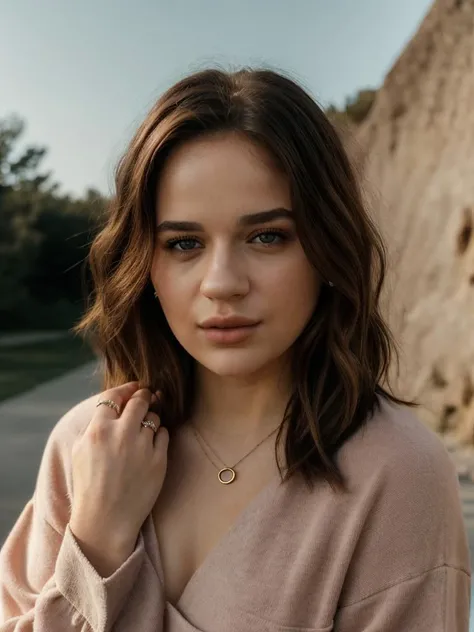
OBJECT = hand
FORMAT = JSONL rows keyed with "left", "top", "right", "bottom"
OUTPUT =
{"left": 69, "top": 382, "right": 169, "bottom": 575}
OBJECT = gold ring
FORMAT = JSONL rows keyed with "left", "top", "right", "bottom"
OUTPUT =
{"left": 96, "top": 399, "right": 120, "bottom": 415}
{"left": 141, "top": 419, "right": 158, "bottom": 433}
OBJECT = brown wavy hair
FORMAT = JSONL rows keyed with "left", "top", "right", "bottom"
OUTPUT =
{"left": 73, "top": 66, "right": 415, "bottom": 494}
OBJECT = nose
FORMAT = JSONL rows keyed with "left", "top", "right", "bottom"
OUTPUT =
{"left": 199, "top": 245, "right": 249, "bottom": 300}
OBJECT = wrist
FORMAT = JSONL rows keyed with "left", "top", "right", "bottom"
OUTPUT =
{"left": 69, "top": 520, "right": 137, "bottom": 578}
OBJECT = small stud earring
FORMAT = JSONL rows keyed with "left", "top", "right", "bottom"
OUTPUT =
{"left": 328, "top": 281, "right": 334, "bottom": 287}
{"left": 154, "top": 291, "right": 158, "bottom": 298}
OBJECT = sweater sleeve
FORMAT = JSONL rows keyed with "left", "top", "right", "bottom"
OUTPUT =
{"left": 0, "top": 500, "right": 145, "bottom": 631}
{"left": 0, "top": 398, "right": 148, "bottom": 632}
{"left": 333, "top": 564, "right": 471, "bottom": 631}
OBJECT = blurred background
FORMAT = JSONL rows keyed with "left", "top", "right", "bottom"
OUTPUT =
{"left": 1, "top": 0, "right": 474, "bottom": 625}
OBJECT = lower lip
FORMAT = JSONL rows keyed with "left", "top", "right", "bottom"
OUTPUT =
{"left": 200, "top": 324, "right": 259, "bottom": 344}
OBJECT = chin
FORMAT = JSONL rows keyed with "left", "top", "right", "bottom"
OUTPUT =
{"left": 193, "top": 347, "right": 285, "bottom": 378}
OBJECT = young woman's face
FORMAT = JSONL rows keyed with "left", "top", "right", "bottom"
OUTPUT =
{"left": 151, "top": 132, "right": 320, "bottom": 378}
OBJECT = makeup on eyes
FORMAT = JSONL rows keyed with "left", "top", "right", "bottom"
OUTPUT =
{"left": 163, "top": 227, "right": 294, "bottom": 253}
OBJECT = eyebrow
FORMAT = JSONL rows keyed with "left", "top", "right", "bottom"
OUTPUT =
{"left": 155, "top": 207, "right": 294, "bottom": 233}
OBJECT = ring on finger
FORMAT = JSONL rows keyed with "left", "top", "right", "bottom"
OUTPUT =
{"left": 141, "top": 419, "right": 158, "bottom": 433}
{"left": 96, "top": 399, "right": 121, "bottom": 415}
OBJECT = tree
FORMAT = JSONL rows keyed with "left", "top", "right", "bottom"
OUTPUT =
{"left": 326, "top": 88, "right": 377, "bottom": 126}
{"left": 344, "top": 89, "right": 377, "bottom": 124}
{"left": 0, "top": 116, "right": 48, "bottom": 314}
{"left": 0, "top": 115, "right": 50, "bottom": 190}
{"left": 0, "top": 115, "right": 105, "bottom": 329}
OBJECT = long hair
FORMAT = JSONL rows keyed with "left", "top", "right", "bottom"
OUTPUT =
{"left": 73, "top": 66, "right": 415, "bottom": 494}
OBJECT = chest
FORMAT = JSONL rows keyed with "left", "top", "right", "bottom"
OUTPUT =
{"left": 149, "top": 469, "right": 342, "bottom": 632}
{"left": 151, "top": 445, "right": 280, "bottom": 607}
{"left": 148, "top": 447, "right": 348, "bottom": 632}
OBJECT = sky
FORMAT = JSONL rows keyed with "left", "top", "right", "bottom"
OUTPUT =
{"left": 1, "top": 0, "right": 434, "bottom": 197}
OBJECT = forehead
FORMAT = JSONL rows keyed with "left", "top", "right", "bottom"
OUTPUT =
{"left": 155, "top": 132, "right": 291, "bottom": 223}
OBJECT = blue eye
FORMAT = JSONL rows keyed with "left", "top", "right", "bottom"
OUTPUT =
{"left": 166, "top": 237, "right": 201, "bottom": 251}
{"left": 251, "top": 230, "right": 287, "bottom": 245}
{"left": 164, "top": 229, "right": 288, "bottom": 253}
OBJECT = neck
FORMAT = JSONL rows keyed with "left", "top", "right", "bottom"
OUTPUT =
{"left": 190, "top": 360, "right": 292, "bottom": 442}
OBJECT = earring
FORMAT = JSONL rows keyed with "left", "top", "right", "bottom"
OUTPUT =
{"left": 328, "top": 281, "right": 334, "bottom": 287}
{"left": 154, "top": 291, "right": 158, "bottom": 298}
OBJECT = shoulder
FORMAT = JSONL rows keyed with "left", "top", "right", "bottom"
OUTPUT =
{"left": 337, "top": 394, "right": 459, "bottom": 495}
{"left": 49, "top": 393, "right": 100, "bottom": 446}
{"left": 33, "top": 393, "right": 102, "bottom": 532}
{"left": 41, "top": 392, "right": 101, "bottom": 471}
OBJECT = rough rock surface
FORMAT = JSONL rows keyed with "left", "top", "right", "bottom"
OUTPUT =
{"left": 350, "top": 0, "right": 474, "bottom": 460}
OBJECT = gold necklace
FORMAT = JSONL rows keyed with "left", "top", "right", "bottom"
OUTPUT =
{"left": 191, "top": 423, "right": 281, "bottom": 485}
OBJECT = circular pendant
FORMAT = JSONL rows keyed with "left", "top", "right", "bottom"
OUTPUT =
{"left": 218, "top": 467, "right": 236, "bottom": 484}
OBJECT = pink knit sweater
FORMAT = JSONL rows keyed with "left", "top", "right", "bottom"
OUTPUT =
{"left": 0, "top": 394, "right": 471, "bottom": 631}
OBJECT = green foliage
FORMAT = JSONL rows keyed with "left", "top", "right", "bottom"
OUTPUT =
{"left": 345, "top": 89, "right": 377, "bottom": 123}
{"left": 0, "top": 115, "right": 106, "bottom": 331}
{"left": 0, "top": 116, "right": 49, "bottom": 189}
{"left": 326, "top": 88, "right": 377, "bottom": 126}
{"left": 0, "top": 335, "right": 96, "bottom": 402}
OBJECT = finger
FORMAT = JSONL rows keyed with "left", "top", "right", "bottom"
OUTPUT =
{"left": 137, "top": 412, "right": 164, "bottom": 458}
{"left": 120, "top": 388, "right": 153, "bottom": 436}
{"left": 93, "top": 382, "right": 140, "bottom": 421}
{"left": 125, "top": 387, "right": 152, "bottom": 412}
{"left": 139, "top": 410, "right": 161, "bottom": 443}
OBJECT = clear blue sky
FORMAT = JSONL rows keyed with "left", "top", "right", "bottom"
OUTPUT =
{"left": 1, "top": 0, "right": 433, "bottom": 197}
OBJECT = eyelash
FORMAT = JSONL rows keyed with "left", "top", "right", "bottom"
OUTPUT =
{"left": 164, "top": 229, "right": 290, "bottom": 253}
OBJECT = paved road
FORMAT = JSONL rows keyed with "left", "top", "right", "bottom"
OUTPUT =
{"left": 0, "top": 361, "right": 101, "bottom": 545}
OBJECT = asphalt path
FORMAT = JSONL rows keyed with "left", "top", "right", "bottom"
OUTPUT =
{"left": 0, "top": 361, "right": 101, "bottom": 544}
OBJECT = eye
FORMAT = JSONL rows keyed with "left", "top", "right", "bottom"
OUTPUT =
{"left": 165, "top": 236, "right": 202, "bottom": 252}
{"left": 250, "top": 229, "right": 288, "bottom": 246}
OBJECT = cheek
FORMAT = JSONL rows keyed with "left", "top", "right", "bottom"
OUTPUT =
{"left": 151, "top": 258, "right": 188, "bottom": 315}
{"left": 262, "top": 253, "right": 319, "bottom": 311}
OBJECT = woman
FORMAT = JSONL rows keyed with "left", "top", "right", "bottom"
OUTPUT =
{"left": 0, "top": 67, "right": 470, "bottom": 631}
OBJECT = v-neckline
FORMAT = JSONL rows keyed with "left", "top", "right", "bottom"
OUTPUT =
{"left": 146, "top": 469, "right": 285, "bottom": 610}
